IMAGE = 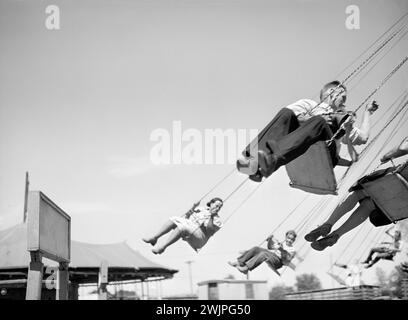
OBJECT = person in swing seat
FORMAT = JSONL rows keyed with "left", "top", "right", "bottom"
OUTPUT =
{"left": 228, "top": 230, "right": 303, "bottom": 274}
{"left": 305, "top": 136, "right": 408, "bottom": 251}
{"left": 328, "top": 259, "right": 365, "bottom": 287}
{"left": 362, "top": 226, "right": 402, "bottom": 268}
{"left": 142, "top": 198, "right": 223, "bottom": 254}
{"left": 237, "top": 80, "right": 378, "bottom": 182}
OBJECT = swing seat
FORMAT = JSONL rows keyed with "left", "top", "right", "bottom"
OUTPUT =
{"left": 361, "top": 162, "right": 408, "bottom": 223}
{"left": 266, "top": 261, "right": 281, "bottom": 276}
{"left": 285, "top": 141, "right": 338, "bottom": 195}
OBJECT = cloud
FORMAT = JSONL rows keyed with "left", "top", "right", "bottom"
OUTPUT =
{"left": 107, "top": 155, "right": 166, "bottom": 178}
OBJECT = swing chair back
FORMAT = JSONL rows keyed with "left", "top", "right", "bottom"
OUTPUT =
{"left": 266, "top": 260, "right": 281, "bottom": 277}
{"left": 362, "top": 161, "right": 408, "bottom": 223}
{"left": 285, "top": 141, "right": 338, "bottom": 195}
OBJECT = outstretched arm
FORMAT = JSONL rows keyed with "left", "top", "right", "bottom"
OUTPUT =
{"left": 338, "top": 115, "right": 359, "bottom": 166}
{"left": 380, "top": 136, "right": 408, "bottom": 163}
{"left": 350, "top": 101, "right": 379, "bottom": 145}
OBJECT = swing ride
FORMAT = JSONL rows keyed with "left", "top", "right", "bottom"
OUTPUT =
{"left": 143, "top": 11, "right": 408, "bottom": 284}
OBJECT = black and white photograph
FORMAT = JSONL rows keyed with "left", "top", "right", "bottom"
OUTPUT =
{"left": 1, "top": 0, "right": 408, "bottom": 308}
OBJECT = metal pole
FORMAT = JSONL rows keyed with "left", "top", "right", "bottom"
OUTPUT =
{"left": 23, "top": 172, "right": 29, "bottom": 223}
{"left": 185, "top": 260, "right": 194, "bottom": 295}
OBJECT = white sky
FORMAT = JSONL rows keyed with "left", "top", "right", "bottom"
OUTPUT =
{"left": 1, "top": 0, "right": 408, "bottom": 297}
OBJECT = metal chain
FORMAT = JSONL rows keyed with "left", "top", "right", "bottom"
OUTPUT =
{"left": 342, "top": 26, "right": 406, "bottom": 84}
{"left": 325, "top": 56, "right": 408, "bottom": 147}
{"left": 354, "top": 56, "right": 408, "bottom": 113}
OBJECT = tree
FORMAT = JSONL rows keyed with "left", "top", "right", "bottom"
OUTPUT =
{"left": 295, "top": 273, "right": 322, "bottom": 292}
{"left": 269, "top": 284, "right": 294, "bottom": 300}
{"left": 375, "top": 266, "right": 408, "bottom": 299}
{"left": 375, "top": 267, "right": 393, "bottom": 296}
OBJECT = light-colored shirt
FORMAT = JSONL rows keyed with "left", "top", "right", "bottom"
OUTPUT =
{"left": 287, "top": 99, "right": 364, "bottom": 145}
{"left": 285, "top": 99, "right": 333, "bottom": 118}
{"left": 270, "top": 241, "right": 296, "bottom": 264}
{"left": 190, "top": 207, "right": 223, "bottom": 229}
{"left": 286, "top": 98, "right": 367, "bottom": 159}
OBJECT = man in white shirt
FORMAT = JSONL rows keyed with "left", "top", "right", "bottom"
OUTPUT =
{"left": 228, "top": 230, "right": 303, "bottom": 274}
{"left": 237, "top": 81, "right": 378, "bottom": 181}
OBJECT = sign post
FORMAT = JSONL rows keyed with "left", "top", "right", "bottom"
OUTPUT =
{"left": 98, "top": 260, "right": 109, "bottom": 300}
{"left": 26, "top": 191, "right": 71, "bottom": 300}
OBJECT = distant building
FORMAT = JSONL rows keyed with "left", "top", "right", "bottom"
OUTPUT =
{"left": 285, "top": 285, "right": 381, "bottom": 300}
{"left": 0, "top": 223, "right": 178, "bottom": 300}
{"left": 162, "top": 294, "right": 198, "bottom": 300}
{"left": 197, "top": 279, "right": 268, "bottom": 300}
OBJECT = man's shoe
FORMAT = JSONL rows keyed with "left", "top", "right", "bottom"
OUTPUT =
{"left": 236, "top": 157, "right": 259, "bottom": 175}
{"left": 304, "top": 223, "right": 332, "bottom": 242}
{"left": 257, "top": 150, "right": 278, "bottom": 178}
{"left": 249, "top": 170, "right": 263, "bottom": 182}
{"left": 311, "top": 233, "right": 339, "bottom": 251}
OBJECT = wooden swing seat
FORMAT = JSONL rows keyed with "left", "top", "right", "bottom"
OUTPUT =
{"left": 266, "top": 260, "right": 281, "bottom": 276}
{"left": 361, "top": 162, "right": 408, "bottom": 223}
{"left": 285, "top": 141, "right": 338, "bottom": 195}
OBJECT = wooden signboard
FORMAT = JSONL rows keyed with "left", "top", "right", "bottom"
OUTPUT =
{"left": 27, "top": 191, "right": 71, "bottom": 262}
{"left": 26, "top": 191, "right": 71, "bottom": 300}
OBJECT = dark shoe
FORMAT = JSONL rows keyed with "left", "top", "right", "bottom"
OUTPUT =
{"left": 236, "top": 157, "right": 258, "bottom": 175}
{"left": 142, "top": 237, "right": 157, "bottom": 246}
{"left": 249, "top": 170, "right": 263, "bottom": 182}
{"left": 311, "top": 233, "right": 339, "bottom": 251}
{"left": 257, "top": 150, "right": 278, "bottom": 177}
{"left": 304, "top": 223, "right": 332, "bottom": 242}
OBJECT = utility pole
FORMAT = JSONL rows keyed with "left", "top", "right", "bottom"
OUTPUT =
{"left": 23, "top": 172, "right": 29, "bottom": 223}
{"left": 185, "top": 260, "right": 194, "bottom": 295}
